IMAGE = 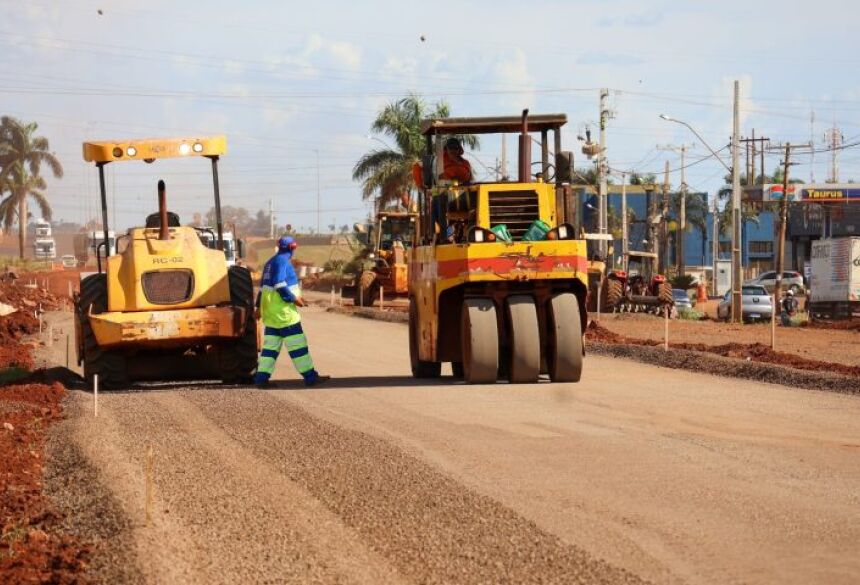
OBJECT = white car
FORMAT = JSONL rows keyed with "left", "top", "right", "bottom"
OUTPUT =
{"left": 61, "top": 254, "right": 78, "bottom": 269}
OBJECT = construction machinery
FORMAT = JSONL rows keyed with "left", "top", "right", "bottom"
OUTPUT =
{"left": 75, "top": 136, "right": 258, "bottom": 386}
{"left": 409, "top": 111, "right": 587, "bottom": 383}
{"left": 599, "top": 251, "right": 673, "bottom": 314}
{"left": 346, "top": 210, "right": 417, "bottom": 306}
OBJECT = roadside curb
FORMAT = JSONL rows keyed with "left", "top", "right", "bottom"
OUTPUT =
{"left": 327, "top": 305, "right": 859, "bottom": 395}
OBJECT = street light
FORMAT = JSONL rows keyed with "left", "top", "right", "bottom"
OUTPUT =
{"left": 659, "top": 112, "right": 741, "bottom": 321}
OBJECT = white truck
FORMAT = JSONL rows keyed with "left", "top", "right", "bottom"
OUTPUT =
{"left": 808, "top": 237, "right": 860, "bottom": 320}
{"left": 197, "top": 229, "right": 238, "bottom": 267}
{"left": 33, "top": 219, "right": 56, "bottom": 259}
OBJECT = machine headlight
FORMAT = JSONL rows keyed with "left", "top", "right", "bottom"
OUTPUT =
{"left": 192, "top": 142, "right": 204, "bottom": 153}
{"left": 179, "top": 143, "right": 191, "bottom": 155}
{"left": 126, "top": 146, "right": 137, "bottom": 157}
{"left": 548, "top": 223, "right": 575, "bottom": 240}
{"left": 112, "top": 147, "right": 123, "bottom": 158}
{"left": 468, "top": 227, "right": 496, "bottom": 243}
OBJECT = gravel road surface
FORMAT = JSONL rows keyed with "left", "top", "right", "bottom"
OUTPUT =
{"left": 42, "top": 308, "right": 860, "bottom": 584}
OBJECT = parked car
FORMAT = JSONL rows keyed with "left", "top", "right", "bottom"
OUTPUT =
{"left": 717, "top": 285, "right": 774, "bottom": 323}
{"left": 672, "top": 289, "right": 693, "bottom": 311}
{"left": 744, "top": 271, "right": 805, "bottom": 295}
{"left": 60, "top": 254, "right": 78, "bottom": 269}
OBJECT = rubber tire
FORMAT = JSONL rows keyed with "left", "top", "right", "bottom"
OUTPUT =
{"left": 409, "top": 298, "right": 441, "bottom": 378}
{"left": 220, "top": 266, "right": 258, "bottom": 384}
{"left": 461, "top": 298, "right": 499, "bottom": 384}
{"left": 601, "top": 278, "right": 624, "bottom": 313}
{"left": 355, "top": 270, "right": 378, "bottom": 307}
{"left": 78, "top": 273, "right": 128, "bottom": 387}
{"left": 548, "top": 293, "right": 584, "bottom": 382}
{"left": 506, "top": 296, "right": 541, "bottom": 383}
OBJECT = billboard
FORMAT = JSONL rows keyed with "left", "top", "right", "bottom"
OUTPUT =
{"left": 801, "top": 186, "right": 860, "bottom": 202}
{"left": 761, "top": 183, "right": 800, "bottom": 202}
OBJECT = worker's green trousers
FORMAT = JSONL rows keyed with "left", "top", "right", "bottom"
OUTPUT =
{"left": 254, "top": 322, "right": 318, "bottom": 385}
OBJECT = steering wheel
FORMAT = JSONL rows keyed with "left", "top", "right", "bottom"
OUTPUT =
{"left": 531, "top": 161, "right": 556, "bottom": 182}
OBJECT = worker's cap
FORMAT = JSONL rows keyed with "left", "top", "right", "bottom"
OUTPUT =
{"left": 445, "top": 137, "right": 463, "bottom": 151}
{"left": 278, "top": 235, "right": 297, "bottom": 252}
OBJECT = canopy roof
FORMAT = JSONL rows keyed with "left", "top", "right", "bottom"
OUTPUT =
{"left": 82, "top": 135, "right": 227, "bottom": 163}
{"left": 420, "top": 114, "right": 567, "bottom": 136}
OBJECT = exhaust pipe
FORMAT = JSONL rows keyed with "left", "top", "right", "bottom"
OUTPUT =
{"left": 518, "top": 108, "right": 530, "bottom": 183}
{"left": 157, "top": 180, "right": 169, "bottom": 240}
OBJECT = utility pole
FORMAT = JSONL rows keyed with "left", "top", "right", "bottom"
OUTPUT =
{"left": 269, "top": 198, "right": 274, "bottom": 239}
{"left": 621, "top": 172, "right": 628, "bottom": 273}
{"left": 739, "top": 132, "right": 770, "bottom": 185}
{"left": 660, "top": 160, "right": 670, "bottom": 275}
{"left": 768, "top": 141, "right": 811, "bottom": 300}
{"left": 598, "top": 88, "right": 612, "bottom": 258}
{"left": 731, "top": 80, "right": 743, "bottom": 323}
{"left": 711, "top": 196, "right": 719, "bottom": 296}
{"left": 657, "top": 143, "right": 694, "bottom": 277}
{"left": 776, "top": 143, "right": 792, "bottom": 303}
{"left": 809, "top": 110, "right": 816, "bottom": 183}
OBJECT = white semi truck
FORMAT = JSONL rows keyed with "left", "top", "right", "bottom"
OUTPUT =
{"left": 808, "top": 237, "right": 860, "bottom": 320}
{"left": 33, "top": 219, "right": 56, "bottom": 259}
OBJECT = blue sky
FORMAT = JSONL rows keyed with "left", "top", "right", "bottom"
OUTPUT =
{"left": 2, "top": 0, "right": 859, "bottom": 231}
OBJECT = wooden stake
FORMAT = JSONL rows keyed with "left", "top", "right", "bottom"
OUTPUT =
{"left": 93, "top": 374, "right": 99, "bottom": 417}
{"left": 379, "top": 286, "right": 384, "bottom": 310}
{"left": 664, "top": 307, "right": 669, "bottom": 351}
{"left": 330, "top": 285, "right": 335, "bottom": 306}
{"left": 66, "top": 334, "right": 70, "bottom": 369}
{"left": 596, "top": 278, "right": 602, "bottom": 322}
{"left": 145, "top": 444, "right": 154, "bottom": 526}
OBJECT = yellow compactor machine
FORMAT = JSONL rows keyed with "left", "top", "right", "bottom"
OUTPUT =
{"left": 409, "top": 111, "right": 588, "bottom": 383}
{"left": 75, "top": 136, "right": 258, "bottom": 386}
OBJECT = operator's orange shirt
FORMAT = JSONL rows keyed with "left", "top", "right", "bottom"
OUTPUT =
{"left": 442, "top": 151, "right": 472, "bottom": 183}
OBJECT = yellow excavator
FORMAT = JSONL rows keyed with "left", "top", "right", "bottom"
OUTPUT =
{"left": 75, "top": 136, "right": 258, "bottom": 386}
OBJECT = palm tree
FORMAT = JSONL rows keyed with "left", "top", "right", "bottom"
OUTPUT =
{"left": 0, "top": 117, "right": 63, "bottom": 258}
{"left": 352, "top": 94, "right": 478, "bottom": 210}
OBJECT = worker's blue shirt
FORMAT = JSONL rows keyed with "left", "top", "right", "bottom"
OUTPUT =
{"left": 260, "top": 251, "right": 302, "bottom": 327}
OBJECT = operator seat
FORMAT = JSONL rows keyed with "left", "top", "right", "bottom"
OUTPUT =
{"left": 145, "top": 211, "right": 181, "bottom": 228}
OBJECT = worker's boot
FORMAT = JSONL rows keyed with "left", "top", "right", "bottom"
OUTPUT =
{"left": 304, "top": 374, "right": 331, "bottom": 388}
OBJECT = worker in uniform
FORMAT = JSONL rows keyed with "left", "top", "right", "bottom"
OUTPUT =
{"left": 254, "top": 236, "right": 329, "bottom": 387}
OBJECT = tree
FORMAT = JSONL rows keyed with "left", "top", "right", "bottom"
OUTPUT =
{"left": 0, "top": 116, "right": 63, "bottom": 258}
{"left": 352, "top": 94, "right": 478, "bottom": 209}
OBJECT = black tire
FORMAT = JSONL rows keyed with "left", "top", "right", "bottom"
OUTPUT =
{"left": 409, "top": 298, "right": 441, "bottom": 378}
{"left": 548, "top": 293, "right": 584, "bottom": 382}
{"left": 220, "top": 266, "right": 258, "bottom": 384}
{"left": 506, "top": 296, "right": 540, "bottom": 383}
{"left": 601, "top": 278, "right": 624, "bottom": 312}
{"left": 461, "top": 298, "right": 499, "bottom": 384}
{"left": 77, "top": 273, "right": 128, "bottom": 387}
{"left": 355, "top": 270, "right": 378, "bottom": 307}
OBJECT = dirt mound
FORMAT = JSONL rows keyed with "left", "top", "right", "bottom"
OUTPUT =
{"left": 802, "top": 319, "right": 860, "bottom": 332}
{"left": 0, "top": 383, "right": 90, "bottom": 582}
{"left": 0, "top": 278, "right": 66, "bottom": 371}
{"left": 586, "top": 320, "right": 860, "bottom": 380}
